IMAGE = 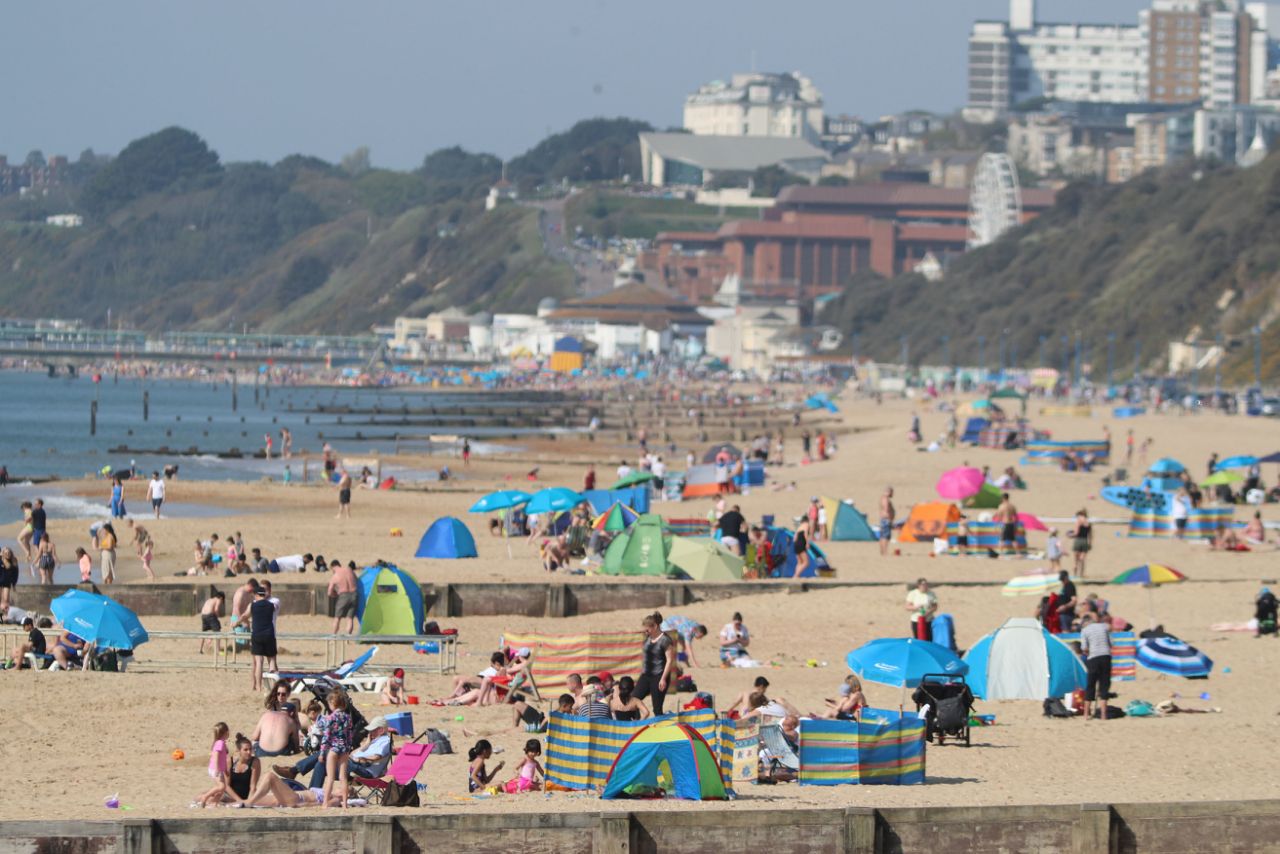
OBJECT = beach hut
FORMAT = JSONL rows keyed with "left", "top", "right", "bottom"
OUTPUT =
{"left": 550, "top": 337, "right": 584, "bottom": 373}
{"left": 601, "top": 516, "right": 672, "bottom": 576}
{"left": 963, "top": 618, "right": 1086, "bottom": 700}
{"left": 821, "top": 498, "right": 876, "bottom": 542}
{"left": 414, "top": 517, "right": 478, "bottom": 559}
{"left": 602, "top": 721, "right": 727, "bottom": 800}
{"left": 897, "top": 502, "right": 961, "bottom": 543}
{"left": 357, "top": 564, "right": 425, "bottom": 636}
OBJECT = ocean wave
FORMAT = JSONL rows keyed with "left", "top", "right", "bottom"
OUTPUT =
{"left": 41, "top": 494, "right": 112, "bottom": 520}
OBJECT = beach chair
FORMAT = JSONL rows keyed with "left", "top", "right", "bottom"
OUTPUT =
{"left": 758, "top": 723, "right": 799, "bottom": 780}
{"left": 498, "top": 651, "right": 543, "bottom": 703}
{"left": 23, "top": 651, "right": 55, "bottom": 670}
{"left": 350, "top": 741, "right": 433, "bottom": 805}
{"left": 564, "top": 524, "right": 591, "bottom": 558}
{"left": 911, "top": 674, "right": 974, "bottom": 747}
{"left": 265, "top": 646, "right": 387, "bottom": 694}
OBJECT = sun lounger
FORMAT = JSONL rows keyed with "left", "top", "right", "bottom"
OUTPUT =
{"left": 266, "top": 647, "right": 387, "bottom": 694}
{"left": 350, "top": 741, "right": 433, "bottom": 805}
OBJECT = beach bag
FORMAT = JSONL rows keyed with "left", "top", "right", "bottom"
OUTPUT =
{"left": 1125, "top": 700, "right": 1156, "bottom": 718}
{"left": 381, "top": 780, "right": 419, "bottom": 807}
{"left": 424, "top": 728, "right": 452, "bottom": 755}
{"left": 1043, "top": 698, "right": 1071, "bottom": 718}
{"left": 676, "top": 675, "right": 697, "bottom": 693}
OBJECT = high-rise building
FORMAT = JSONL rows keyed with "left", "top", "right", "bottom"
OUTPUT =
{"left": 683, "top": 72, "right": 824, "bottom": 143}
{"left": 966, "top": 0, "right": 1278, "bottom": 119}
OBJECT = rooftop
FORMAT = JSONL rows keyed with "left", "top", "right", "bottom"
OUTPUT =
{"left": 640, "top": 133, "right": 828, "bottom": 173}
{"left": 775, "top": 183, "right": 1057, "bottom": 210}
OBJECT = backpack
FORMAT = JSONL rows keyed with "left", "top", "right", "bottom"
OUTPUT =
{"left": 423, "top": 728, "right": 452, "bottom": 755}
{"left": 381, "top": 780, "right": 419, "bottom": 807}
{"left": 1125, "top": 700, "right": 1156, "bottom": 718}
{"left": 1043, "top": 697, "right": 1072, "bottom": 718}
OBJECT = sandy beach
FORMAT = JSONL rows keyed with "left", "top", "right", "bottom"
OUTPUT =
{"left": 4, "top": 395, "right": 1279, "bottom": 819}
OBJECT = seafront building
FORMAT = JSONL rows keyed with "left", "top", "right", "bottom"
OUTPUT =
{"left": 683, "top": 72, "right": 824, "bottom": 143}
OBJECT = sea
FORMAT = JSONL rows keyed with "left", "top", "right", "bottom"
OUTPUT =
{"left": 0, "top": 369, "right": 555, "bottom": 525}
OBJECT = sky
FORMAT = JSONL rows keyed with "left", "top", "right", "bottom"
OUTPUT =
{"left": 2, "top": 0, "right": 1148, "bottom": 170}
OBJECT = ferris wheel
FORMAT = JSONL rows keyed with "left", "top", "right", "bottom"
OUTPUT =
{"left": 968, "top": 153, "right": 1022, "bottom": 249}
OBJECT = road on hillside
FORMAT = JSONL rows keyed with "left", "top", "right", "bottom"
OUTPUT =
{"left": 524, "top": 194, "right": 614, "bottom": 298}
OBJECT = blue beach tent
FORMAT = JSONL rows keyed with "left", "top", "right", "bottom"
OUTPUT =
{"left": 415, "top": 517, "right": 478, "bottom": 559}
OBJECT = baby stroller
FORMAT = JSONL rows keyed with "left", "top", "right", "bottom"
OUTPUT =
{"left": 911, "top": 674, "right": 974, "bottom": 747}
{"left": 306, "top": 678, "right": 371, "bottom": 752}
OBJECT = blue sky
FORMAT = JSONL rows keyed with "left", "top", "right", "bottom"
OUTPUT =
{"left": 2, "top": 0, "right": 1146, "bottom": 168}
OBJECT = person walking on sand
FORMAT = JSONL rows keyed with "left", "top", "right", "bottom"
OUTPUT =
{"left": 147, "top": 471, "right": 165, "bottom": 519}
{"left": 878, "top": 487, "right": 896, "bottom": 556}
{"left": 335, "top": 469, "right": 352, "bottom": 519}
{"left": 1070, "top": 510, "right": 1093, "bottom": 577}
{"left": 96, "top": 522, "right": 118, "bottom": 585}
{"left": 281, "top": 427, "right": 292, "bottom": 459}
{"left": 905, "top": 578, "right": 937, "bottom": 640}
{"left": 462, "top": 438, "right": 472, "bottom": 466}
{"left": 250, "top": 586, "right": 276, "bottom": 692}
{"left": 264, "top": 433, "right": 273, "bottom": 460}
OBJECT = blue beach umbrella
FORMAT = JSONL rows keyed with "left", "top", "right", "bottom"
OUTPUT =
{"left": 50, "top": 590, "right": 149, "bottom": 650}
{"left": 525, "top": 487, "right": 586, "bottom": 515}
{"left": 1137, "top": 637, "right": 1213, "bottom": 678}
{"left": 468, "top": 490, "right": 531, "bottom": 513}
{"left": 845, "top": 638, "right": 968, "bottom": 689}
{"left": 1216, "top": 455, "right": 1258, "bottom": 470}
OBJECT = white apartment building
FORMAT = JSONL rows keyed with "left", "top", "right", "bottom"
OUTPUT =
{"left": 968, "top": 0, "right": 1278, "bottom": 119}
{"left": 683, "top": 72, "right": 824, "bottom": 143}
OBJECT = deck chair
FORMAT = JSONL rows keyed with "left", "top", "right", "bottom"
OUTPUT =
{"left": 266, "top": 646, "right": 387, "bottom": 694}
{"left": 498, "top": 653, "right": 543, "bottom": 703}
{"left": 758, "top": 723, "right": 799, "bottom": 781}
{"left": 350, "top": 741, "right": 433, "bottom": 805}
{"left": 564, "top": 524, "right": 591, "bottom": 557}
{"left": 23, "top": 652, "right": 55, "bottom": 670}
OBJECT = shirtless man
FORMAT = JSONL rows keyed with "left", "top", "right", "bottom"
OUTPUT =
{"left": 251, "top": 694, "right": 301, "bottom": 758}
{"left": 335, "top": 469, "right": 352, "bottom": 520}
{"left": 997, "top": 492, "right": 1020, "bottom": 554}
{"left": 229, "top": 578, "right": 260, "bottom": 630}
{"left": 127, "top": 519, "right": 150, "bottom": 560}
{"left": 878, "top": 487, "right": 896, "bottom": 557}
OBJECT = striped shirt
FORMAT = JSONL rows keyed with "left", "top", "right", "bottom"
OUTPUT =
{"left": 576, "top": 697, "right": 611, "bottom": 719}
{"left": 1080, "top": 622, "right": 1112, "bottom": 659}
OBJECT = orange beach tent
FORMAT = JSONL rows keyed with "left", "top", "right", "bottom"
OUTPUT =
{"left": 898, "top": 502, "right": 961, "bottom": 543}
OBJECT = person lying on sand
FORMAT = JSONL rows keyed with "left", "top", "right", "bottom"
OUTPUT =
{"left": 240, "top": 770, "right": 347, "bottom": 808}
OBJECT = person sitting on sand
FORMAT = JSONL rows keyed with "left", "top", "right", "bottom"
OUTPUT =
{"left": 193, "top": 722, "right": 233, "bottom": 808}
{"left": 437, "top": 652, "right": 512, "bottom": 706}
{"left": 738, "top": 692, "right": 801, "bottom": 721}
{"left": 726, "top": 676, "right": 771, "bottom": 715}
{"left": 380, "top": 668, "right": 407, "bottom": 705}
{"left": 468, "top": 739, "right": 504, "bottom": 793}
{"left": 609, "top": 676, "right": 650, "bottom": 721}
{"left": 1211, "top": 522, "right": 1242, "bottom": 551}
{"left": 540, "top": 536, "right": 568, "bottom": 573}
{"left": 1243, "top": 512, "right": 1268, "bottom": 545}
{"left": 822, "top": 675, "right": 867, "bottom": 720}
{"left": 502, "top": 739, "right": 544, "bottom": 793}
{"left": 511, "top": 692, "right": 567, "bottom": 733}
{"left": 251, "top": 681, "right": 301, "bottom": 758}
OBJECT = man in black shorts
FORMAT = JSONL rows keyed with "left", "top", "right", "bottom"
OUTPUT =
{"left": 250, "top": 587, "right": 277, "bottom": 692}
{"left": 1079, "top": 613, "right": 1112, "bottom": 720}
{"left": 997, "top": 493, "right": 1020, "bottom": 554}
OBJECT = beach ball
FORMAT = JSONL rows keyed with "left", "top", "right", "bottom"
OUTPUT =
{"left": 172, "top": 749, "right": 185, "bottom": 761}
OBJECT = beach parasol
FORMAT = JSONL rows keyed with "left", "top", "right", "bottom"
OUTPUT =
{"left": 935, "top": 466, "right": 985, "bottom": 501}
{"left": 50, "top": 590, "right": 149, "bottom": 651}
{"left": 524, "top": 487, "right": 585, "bottom": 515}
{"left": 1200, "top": 471, "right": 1242, "bottom": 487}
{"left": 1017, "top": 512, "right": 1048, "bottom": 532}
{"left": 1001, "top": 571, "right": 1071, "bottom": 597}
{"left": 1215, "top": 455, "right": 1258, "bottom": 470}
{"left": 1111, "top": 564, "right": 1187, "bottom": 622}
{"left": 1136, "top": 636, "right": 1213, "bottom": 679}
{"left": 592, "top": 501, "right": 640, "bottom": 532}
{"left": 963, "top": 618, "right": 1086, "bottom": 700}
{"left": 611, "top": 470, "right": 655, "bottom": 490}
{"left": 1258, "top": 452, "right": 1280, "bottom": 464}
{"left": 1147, "top": 457, "right": 1186, "bottom": 475}
{"left": 468, "top": 490, "right": 531, "bottom": 513}
{"left": 845, "top": 638, "right": 967, "bottom": 690}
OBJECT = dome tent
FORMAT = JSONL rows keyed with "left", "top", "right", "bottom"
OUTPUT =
{"left": 602, "top": 720, "right": 726, "bottom": 801}
{"left": 415, "top": 517, "right": 478, "bottom": 559}
{"left": 357, "top": 563, "right": 424, "bottom": 636}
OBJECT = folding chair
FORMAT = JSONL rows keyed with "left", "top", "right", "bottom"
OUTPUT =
{"left": 350, "top": 741, "right": 433, "bottom": 805}
{"left": 758, "top": 723, "right": 799, "bottom": 781}
{"left": 500, "top": 652, "right": 543, "bottom": 703}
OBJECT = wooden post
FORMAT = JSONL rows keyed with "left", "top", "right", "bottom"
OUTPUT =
{"left": 1073, "top": 803, "right": 1116, "bottom": 854}
{"left": 845, "top": 808, "right": 878, "bottom": 854}
{"left": 596, "top": 812, "right": 631, "bottom": 854}
{"left": 119, "top": 818, "right": 153, "bottom": 854}
{"left": 360, "top": 815, "right": 397, "bottom": 854}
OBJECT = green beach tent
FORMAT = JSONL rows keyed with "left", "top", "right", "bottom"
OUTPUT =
{"left": 963, "top": 482, "right": 1003, "bottom": 510}
{"left": 601, "top": 516, "right": 672, "bottom": 576}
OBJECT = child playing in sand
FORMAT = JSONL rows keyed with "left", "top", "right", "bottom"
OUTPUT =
{"left": 192, "top": 722, "right": 231, "bottom": 807}
{"left": 467, "top": 739, "right": 504, "bottom": 793}
{"left": 380, "top": 667, "right": 407, "bottom": 705}
{"left": 1046, "top": 529, "right": 1063, "bottom": 571}
{"left": 199, "top": 591, "right": 224, "bottom": 654}
{"left": 503, "top": 739, "right": 544, "bottom": 793}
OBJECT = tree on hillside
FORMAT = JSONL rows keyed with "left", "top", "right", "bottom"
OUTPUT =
{"left": 25, "top": 150, "right": 46, "bottom": 169}
{"left": 419, "top": 146, "right": 501, "bottom": 202}
{"left": 341, "top": 146, "right": 371, "bottom": 177}
{"left": 81, "top": 127, "right": 221, "bottom": 218}
{"left": 750, "top": 165, "right": 809, "bottom": 198}
{"left": 509, "top": 117, "right": 652, "bottom": 188}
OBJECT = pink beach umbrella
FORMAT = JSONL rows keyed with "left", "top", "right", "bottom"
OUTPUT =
{"left": 936, "top": 467, "right": 985, "bottom": 500}
{"left": 1017, "top": 512, "right": 1048, "bottom": 532}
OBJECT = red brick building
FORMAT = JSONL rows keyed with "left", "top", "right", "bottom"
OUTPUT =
{"left": 641, "top": 183, "right": 1057, "bottom": 301}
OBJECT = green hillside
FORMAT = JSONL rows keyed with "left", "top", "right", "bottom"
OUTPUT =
{"left": 819, "top": 155, "right": 1280, "bottom": 383}
{"left": 0, "top": 122, "right": 644, "bottom": 333}
{"left": 566, "top": 189, "right": 761, "bottom": 240}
